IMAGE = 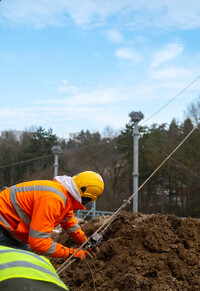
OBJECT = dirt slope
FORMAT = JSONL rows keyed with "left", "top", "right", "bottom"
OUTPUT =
{"left": 51, "top": 212, "right": 200, "bottom": 290}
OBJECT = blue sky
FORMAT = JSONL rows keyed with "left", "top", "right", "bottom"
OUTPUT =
{"left": 0, "top": 0, "right": 200, "bottom": 139}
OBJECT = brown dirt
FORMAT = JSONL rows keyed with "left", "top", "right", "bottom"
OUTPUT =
{"left": 51, "top": 212, "right": 200, "bottom": 290}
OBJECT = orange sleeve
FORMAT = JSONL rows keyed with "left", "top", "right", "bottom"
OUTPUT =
{"left": 61, "top": 211, "right": 87, "bottom": 245}
{"left": 28, "top": 196, "right": 70, "bottom": 259}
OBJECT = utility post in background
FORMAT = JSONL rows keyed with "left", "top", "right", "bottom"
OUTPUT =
{"left": 129, "top": 111, "right": 144, "bottom": 213}
{"left": 51, "top": 145, "right": 63, "bottom": 176}
{"left": 92, "top": 200, "right": 96, "bottom": 219}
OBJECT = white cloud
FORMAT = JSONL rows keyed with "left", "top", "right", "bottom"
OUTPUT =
{"left": 0, "top": 0, "right": 65, "bottom": 28}
{"left": 151, "top": 43, "right": 183, "bottom": 68}
{"left": 151, "top": 67, "right": 197, "bottom": 80}
{"left": 1, "top": 0, "right": 200, "bottom": 30}
{"left": 0, "top": 86, "right": 131, "bottom": 137}
{"left": 0, "top": 107, "right": 41, "bottom": 129}
{"left": 160, "top": 0, "right": 200, "bottom": 29}
{"left": 0, "top": 71, "right": 199, "bottom": 138}
{"left": 106, "top": 29, "right": 123, "bottom": 43}
{"left": 37, "top": 87, "right": 128, "bottom": 106}
{"left": 115, "top": 48, "right": 142, "bottom": 63}
{"left": 58, "top": 85, "right": 78, "bottom": 94}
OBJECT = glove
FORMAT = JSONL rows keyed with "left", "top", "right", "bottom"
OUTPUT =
{"left": 68, "top": 248, "right": 93, "bottom": 261}
{"left": 88, "top": 246, "right": 100, "bottom": 256}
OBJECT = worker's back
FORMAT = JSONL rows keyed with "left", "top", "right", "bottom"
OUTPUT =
{"left": 0, "top": 180, "right": 67, "bottom": 228}
{"left": 0, "top": 180, "right": 68, "bottom": 243}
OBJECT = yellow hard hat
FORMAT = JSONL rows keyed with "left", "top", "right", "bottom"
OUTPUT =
{"left": 72, "top": 171, "right": 104, "bottom": 202}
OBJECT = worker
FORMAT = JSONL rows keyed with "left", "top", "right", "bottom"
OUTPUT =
{"left": 0, "top": 245, "right": 68, "bottom": 290}
{"left": 0, "top": 171, "right": 104, "bottom": 261}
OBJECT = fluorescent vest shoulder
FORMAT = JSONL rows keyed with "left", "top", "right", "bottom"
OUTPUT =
{"left": 0, "top": 246, "right": 68, "bottom": 290}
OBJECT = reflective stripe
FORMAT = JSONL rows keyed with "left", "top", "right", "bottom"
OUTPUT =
{"left": 44, "top": 241, "right": 57, "bottom": 255}
{"left": 0, "top": 260, "right": 62, "bottom": 282}
{"left": 61, "top": 216, "right": 72, "bottom": 223}
{"left": 66, "top": 223, "right": 80, "bottom": 234}
{"left": 0, "top": 247, "right": 68, "bottom": 289}
{"left": 29, "top": 228, "right": 51, "bottom": 239}
{"left": 15, "top": 185, "right": 66, "bottom": 205}
{"left": 10, "top": 186, "right": 31, "bottom": 226}
{"left": 0, "top": 215, "right": 11, "bottom": 229}
{"left": 0, "top": 249, "right": 49, "bottom": 266}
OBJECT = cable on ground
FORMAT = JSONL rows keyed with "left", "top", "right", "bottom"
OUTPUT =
{"left": 83, "top": 260, "right": 96, "bottom": 291}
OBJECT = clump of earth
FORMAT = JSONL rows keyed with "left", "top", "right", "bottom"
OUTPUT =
{"left": 51, "top": 211, "right": 200, "bottom": 290}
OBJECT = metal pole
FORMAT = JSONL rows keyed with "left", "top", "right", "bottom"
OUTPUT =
{"left": 54, "top": 154, "right": 59, "bottom": 177}
{"left": 129, "top": 111, "right": 143, "bottom": 213}
{"left": 133, "top": 121, "right": 139, "bottom": 213}
{"left": 92, "top": 201, "right": 96, "bottom": 218}
{"left": 51, "top": 145, "right": 62, "bottom": 177}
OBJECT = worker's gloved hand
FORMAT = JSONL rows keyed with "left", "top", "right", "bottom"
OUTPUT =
{"left": 69, "top": 248, "right": 93, "bottom": 261}
{"left": 88, "top": 246, "right": 100, "bottom": 257}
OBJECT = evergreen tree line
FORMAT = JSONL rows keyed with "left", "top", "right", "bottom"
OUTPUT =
{"left": 0, "top": 99, "right": 200, "bottom": 217}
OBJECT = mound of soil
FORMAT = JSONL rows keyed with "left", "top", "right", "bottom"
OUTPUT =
{"left": 51, "top": 212, "right": 200, "bottom": 290}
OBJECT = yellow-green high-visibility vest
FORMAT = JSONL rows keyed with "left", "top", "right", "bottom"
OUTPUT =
{"left": 0, "top": 246, "right": 68, "bottom": 290}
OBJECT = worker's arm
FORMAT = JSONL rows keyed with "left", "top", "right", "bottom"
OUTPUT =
{"left": 60, "top": 210, "right": 87, "bottom": 245}
{"left": 29, "top": 196, "right": 76, "bottom": 260}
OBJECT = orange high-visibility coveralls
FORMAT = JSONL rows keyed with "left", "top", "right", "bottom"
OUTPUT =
{"left": 0, "top": 180, "right": 87, "bottom": 259}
